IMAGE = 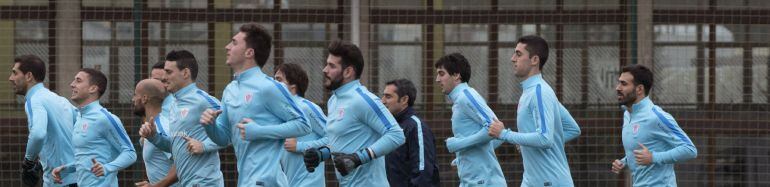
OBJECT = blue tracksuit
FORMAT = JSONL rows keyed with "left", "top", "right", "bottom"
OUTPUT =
{"left": 203, "top": 67, "right": 310, "bottom": 186}
{"left": 141, "top": 112, "right": 177, "bottom": 186}
{"left": 444, "top": 83, "right": 506, "bottom": 186}
{"left": 557, "top": 104, "right": 581, "bottom": 143}
{"left": 161, "top": 94, "right": 176, "bottom": 121}
{"left": 60, "top": 101, "right": 136, "bottom": 186}
{"left": 281, "top": 95, "right": 328, "bottom": 187}
{"left": 326, "top": 80, "right": 405, "bottom": 186}
{"left": 386, "top": 106, "right": 440, "bottom": 187}
{"left": 619, "top": 97, "right": 697, "bottom": 186}
{"left": 23, "top": 83, "right": 77, "bottom": 186}
{"left": 498, "top": 74, "right": 576, "bottom": 186}
{"left": 148, "top": 83, "right": 225, "bottom": 187}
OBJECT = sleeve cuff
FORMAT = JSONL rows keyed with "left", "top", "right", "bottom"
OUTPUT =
{"left": 202, "top": 143, "right": 214, "bottom": 152}
{"left": 63, "top": 163, "right": 77, "bottom": 173}
{"left": 445, "top": 137, "right": 459, "bottom": 153}
{"left": 318, "top": 146, "right": 331, "bottom": 160}
{"left": 102, "top": 164, "right": 117, "bottom": 174}
{"left": 243, "top": 121, "right": 260, "bottom": 140}
{"left": 356, "top": 148, "right": 374, "bottom": 164}
{"left": 651, "top": 151, "right": 663, "bottom": 164}
{"left": 147, "top": 135, "right": 159, "bottom": 145}
{"left": 500, "top": 129, "right": 515, "bottom": 142}
{"left": 295, "top": 142, "right": 308, "bottom": 152}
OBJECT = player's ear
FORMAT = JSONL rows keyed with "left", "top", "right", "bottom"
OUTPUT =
{"left": 88, "top": 84, "right": 99, "bottom": 96}
{"left": 530, "top": 55, "right": 540, "bottom": 66}
{"left": 181, "top": 68, "right": 191, "bottom": 80}
{"left": 245, "top": 48, "right": 254, "bottom": 58}
{"left": 450, "top": 73, "right": 461, "bottom": 83}
{"left": 343, "top": 66, "right": 355, "bottom": 79}
{"left": 24, "top": 71, "right": 35, "bottom": 83}
{"left": 288, "top": 84, "right": 297, "bottom": 93}
{"left": 398, "top": 95, "right": 409, "bottom": 105}
{"left": 141, "top": 95, "right": 149, "bottom": 105}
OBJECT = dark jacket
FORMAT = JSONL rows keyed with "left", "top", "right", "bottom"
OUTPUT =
{"left": 386, "top": 107, "right": 440, "bottom": 187}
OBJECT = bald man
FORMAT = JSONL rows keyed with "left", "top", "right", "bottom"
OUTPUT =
{"left": 133, "top": 79, "right": 179, "bottom": 187}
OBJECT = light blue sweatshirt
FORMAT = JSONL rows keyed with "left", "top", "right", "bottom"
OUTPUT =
{"left": 61, "top": 101, "right": 136, "bottom": 186}
{"left": 281, "top": 95, "right": 328, "bottom": 187}
{"left": 203, "top": 67, "right": 310, "bottom": 186}
{"left": 148, "top": 83, "right": 225, "bottom": 187}
{"left": 23, "top": 83, "right": 77, "bottom": 186}
{"left": 325, "top": 80, "right": 405, "bottom": 187}
{"left": 141, "top": 112, "right": 177, "bottom": 186}
{"left": 619, "top": 97, "right": 697, "bottom": 186}
{"left": 498, "top": 74, "right": 576, "bottom": 186}
{"left": 444, "top": 82, "right": 506, "bottom": 186}
{"left": 558, "top": 104, "right": 581, "bottom": 143}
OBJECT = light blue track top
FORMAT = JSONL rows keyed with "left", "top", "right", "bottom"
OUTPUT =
{"left": 444, "top": 82, "right": 506, "bottom": 186}
{"left": 62, "top": 101, "right": 136, "bottom": 186}
{"left": 23, "top": 83, "right": 77, "bottom": 186}
{"left": 619, "top": 97, "right": 697, "bottom": 186}
{"left": 148, "top": 83, "right": 225, "bottom": 187}
{"left": 203, "top": 67, "right": 310, "bottom": 186}
{"left": 325, "top": 80, "right": 405, "bottom": 187}
{"left": 141, "top": 112, "right": 177, "bottom": 186}
{"left": 498, "top": 74, "right": 577, "bottom": 187}
{"left": 281, "top": 95, "right": 328, "bottom": 187}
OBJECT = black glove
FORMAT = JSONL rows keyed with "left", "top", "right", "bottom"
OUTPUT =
{"left": 303, "top": 146, "right": 330, "bottom": 172}
{"left": 20, "top": 158, "right": 41, "bottom": 187}
{"left": 332, "top": 152, "right": 363, "bottom": 176}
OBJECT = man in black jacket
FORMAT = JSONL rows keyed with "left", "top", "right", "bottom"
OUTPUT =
{"left": 381, "top": 78, "right": 440, "bottom": 187}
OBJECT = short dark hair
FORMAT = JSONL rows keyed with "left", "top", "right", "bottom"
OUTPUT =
{"left": 621, "top": 64, "right": 654, "bottom": 96}
{"left": 327, "top": 40, "right": 364, "bottom": 79}
{"left": 385, "top": 79, "right": 417, "bottom": 107}
{"left": 274, "top": 63, "right": 309, "bottom": 97}
{"left": 165, "top": 50, "right": 199, "bottom": 80}
{"left": 151, "top": 61, "right": 165, "bottom": 70}
{"left": 434, "top": 53, "right": 471, "bottom": 83}
{"left": 240, "top": 23, "right": 273, "bottom": 67}
{"left": 80, "top": 68, "right": 108, "bottom": 97}
{"left": 14, "top": 55, "right": 46, "bottom": 82}
{"left": 516, "top": 35, "right": 550, "bottom": 70}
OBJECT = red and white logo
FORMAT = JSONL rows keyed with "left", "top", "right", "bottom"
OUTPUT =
{"left": 337, "top": 108, "right": 345, "bottom": 119}
{"left": 633, "top": 123, "right": 640, "bottom": 134}
{"left": 82, "top": 122, "right": 89, "bottom": 132}
{"left": 180, "top": 108, "right": 189, "bottom": 118}
{"left": 245, "top": 93, "right": 253, "bottom": 103}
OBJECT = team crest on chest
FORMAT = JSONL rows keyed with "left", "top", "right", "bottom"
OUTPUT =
{"left": 245, "top": 93, "right": 253, "bottom": 103}
{"left": 82, "top": 122, "right": 89, "bottom": 132}
{"left": 633, "top": 123, "right": 640, "bottom": 134}
{"left": 180, "top": 108, "right": 189, "bottom": 118}
{"left": 337, "top": 107, "right": 345, "bottom": 119}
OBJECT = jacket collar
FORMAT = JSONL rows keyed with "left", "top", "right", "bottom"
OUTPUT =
{"left": 448, "top": 82, "right": 470, "bottom": 102}
{"left": 622, "top": 96, "right": 653, "bottom": 114}
{"left": 333, "top": 80, "right": 361, "bottom": 95}
{"left": 77, "top": 100, "right": 102, "bottom": 113}
{"left": 174, "top": 83, "right": 198, "bottom": 99}
{"left": 25, "top": 83, "right": 45, "bottom": 101}
{"left": 520, "top": 73, "right": 544, "bottom": 90}
{"left": 234, "top": 66, "right": 265, "bottom": 82}
{"left": 394, "top": 106, "right": 416, "bottom": 123}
